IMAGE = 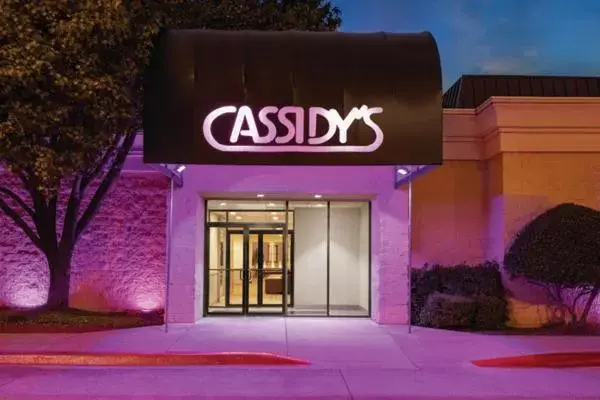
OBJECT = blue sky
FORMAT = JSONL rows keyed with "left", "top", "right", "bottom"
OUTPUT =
{"left": 334, "top": 0, "right": 600, "bottom": 89}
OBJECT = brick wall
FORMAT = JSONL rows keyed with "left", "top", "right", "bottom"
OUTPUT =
{"left": 0, "top": 171, "right": 168, "bottom": 311}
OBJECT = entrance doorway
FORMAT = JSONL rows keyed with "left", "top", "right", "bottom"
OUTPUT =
{"left": 205, "top": 199, "right": 371, "bottom": 317}
{"left": 205, "top": 203, "right": 294, "bottom": 315}
{"left": 225, "top": 228, "right": 293, "bottom": 314}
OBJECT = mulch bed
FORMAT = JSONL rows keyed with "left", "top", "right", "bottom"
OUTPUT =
{"left": 0, "top": 352, "right": 309, "bottom": 366}
{"left": 0, "top": 308, "right": 163, "bottom": 333}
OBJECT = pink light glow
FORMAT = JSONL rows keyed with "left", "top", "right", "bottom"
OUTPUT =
{"left": 0, "top": 260, "right": 49, "bottom": 309}
{"left": 134, "top": 293, "right": 162, "bottom": 312}
{"left": 6, "top": 287, "right": 47, "bottom": 308}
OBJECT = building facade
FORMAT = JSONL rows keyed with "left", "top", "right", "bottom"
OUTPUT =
{"left": 1, "top": 62, "right": 599, "bottom": 325}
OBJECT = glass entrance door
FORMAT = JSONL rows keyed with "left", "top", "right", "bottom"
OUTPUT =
{"left": 224, "top": 227, "right": 292, "bottom": 315}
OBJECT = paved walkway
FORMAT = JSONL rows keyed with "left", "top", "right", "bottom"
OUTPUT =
{"left": 0, "top": 318, "right": 599, "bottom": 398}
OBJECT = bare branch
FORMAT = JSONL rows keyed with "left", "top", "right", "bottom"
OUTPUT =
{"left": 75, "top": 130, "right": 137, "bottom": 239}
{"left": 0, "top": 196, "right": 42, "bottom": 250}
{"left": 0, "top": 187, "right": 34, "bottom": 219}
{"left": 81, "top": 141, "right": 119, "bottom": 189}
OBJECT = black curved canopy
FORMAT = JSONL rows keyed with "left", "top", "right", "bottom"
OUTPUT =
{"left": 143, "top": 29, "right": 442, "bottom": 165}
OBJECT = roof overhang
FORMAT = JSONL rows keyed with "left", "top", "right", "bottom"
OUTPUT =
{"left": 143, "top": 29, "right": 443, "bottom": 167}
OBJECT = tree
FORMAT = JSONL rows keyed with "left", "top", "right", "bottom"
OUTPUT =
{"left": 0, "top": 0, "right": 341, "bottom": 310}
{"left": 504, "top": 203, "right": 600, "bottom": 328}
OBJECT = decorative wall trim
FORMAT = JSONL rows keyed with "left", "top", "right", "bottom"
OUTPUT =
{"left": 442, "top": 97, "right": 600, "bottom": 161}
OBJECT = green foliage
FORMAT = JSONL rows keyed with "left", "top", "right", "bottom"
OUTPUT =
{"left": 0, "top": 0, "right": 159, "bottom": 192}
{"left": 419, "top": 292, "right": 476, "bottom": 329}
{"left": 162, "top": 0, "right": 341, "bottom": 31}
{"left": 504, "top": 203, "right": 600, "bottom": 287}
{"left": 473, "top": 295, "right": 508, "bottom": 330}
{"left": 0, "top": 0, "right": 341, "bottom": 309}
{"left": 411, "top": 261, "right": 506, "bottom": 325}
{"left": 0, "top": 0, "right": 340, "bottom": 193}
{"left": 419, "top": 292, "right": 508, "bottom": 330}
{"left": 504, "top": 203, "right": 600, "bottom": 326}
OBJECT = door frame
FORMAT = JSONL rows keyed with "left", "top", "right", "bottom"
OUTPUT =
{"left": 205, "top": 221, "right": 291, "bottom": 316}
{"left": 225, "top": 229, "right": 295, "bottom": 309}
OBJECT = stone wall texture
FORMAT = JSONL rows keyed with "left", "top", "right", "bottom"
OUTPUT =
{"left": 0, "top": 171, "right": 168, "bottom": 311}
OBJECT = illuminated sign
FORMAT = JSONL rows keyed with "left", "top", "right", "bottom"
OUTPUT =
{"left": 202, "top": 105, "right": 384, "bottom": 153}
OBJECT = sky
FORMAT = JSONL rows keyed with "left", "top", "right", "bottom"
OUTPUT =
{"left": 334, "top": 0, "right": 600, "bottom": 89}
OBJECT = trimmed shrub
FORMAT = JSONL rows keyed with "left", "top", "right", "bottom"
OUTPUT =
{"left": 419, "top": 292, "right": 476, "bottom": 328}
{"left": 411, "top": 261, "right": 507, "bottom": 330}
{"left": 473, "top": 295, "right": 508, "bottom": 330}
{"left": 504, "top": 203, "right": 600, "bottom": 327}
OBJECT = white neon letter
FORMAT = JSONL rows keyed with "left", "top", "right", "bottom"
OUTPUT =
{"left": 203, "top": 106, "right": 238, "bottom": 151}
{"left": 326, "top": 107, "right": 363, "bottom": 144}
{"left": 257, "top": 106, "right": 279, "bottom": 144}
{"left": 276, "top": 106, "right": 304, "bottom": 144}
{"left": 361, "top": 106, "right": 384, "bottom": 145}
{"left": 307, "top": 107, "right": 337, "bottom": 145}
{"left": 230, "top": 106, "right": 261, "bottom": 144}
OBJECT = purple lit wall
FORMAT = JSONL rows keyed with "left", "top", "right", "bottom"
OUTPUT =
{"left": 165, "top": 165, "right": 410, "bottom": 324}
{"left": 0, "top": 171, "right": 167, "bottom": 312}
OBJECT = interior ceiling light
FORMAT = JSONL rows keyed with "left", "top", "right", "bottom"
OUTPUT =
{"left": 267, "top": 202, "right": 276, "bottom": 207}
{"left": 176, "top": 165, "right": 186, "bottom": 173}
{"left": 397, "top": 168, "right": 408, "bottom": 175}
{"left": 235, "top": 215, "right": 242, "bottom": 220}
{"left": 230, "top": 212, "right": 237, "bottom": 216}
{"left": 314, "top": 194, "right": 322, "bottom": 199}
{"left": 219, "top": 202, "right": 226, "bottom": 207}
{"left": 272, "top": 216, "right": 279, "bottom": 220}
{"left": 257, "top": 193, "right": 265, "bottom": 198}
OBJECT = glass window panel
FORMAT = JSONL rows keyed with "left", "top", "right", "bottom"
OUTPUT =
{"left": 207, "top": 226, "right": 242, "bottom": 313}
{"left": 286, "top": 201, "right": 328, "bottom": 316}
{"left": 328, "top": 201, "right": 370, "bottom": 316}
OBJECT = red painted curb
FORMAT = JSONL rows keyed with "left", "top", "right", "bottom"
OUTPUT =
{"left": 0, "top": 352, "right": 310, "bottom": 366}
{"left": 472, "top": 352, "right": 600, "bottom": 368}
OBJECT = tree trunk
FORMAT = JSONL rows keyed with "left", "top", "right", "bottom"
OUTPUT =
{"left": 45, "top": 252, "right": 72, "bottom": 310}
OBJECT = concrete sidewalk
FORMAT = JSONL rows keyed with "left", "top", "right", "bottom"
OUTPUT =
{"left": 0, "top": 317, "right": 599, "bottom": 398}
